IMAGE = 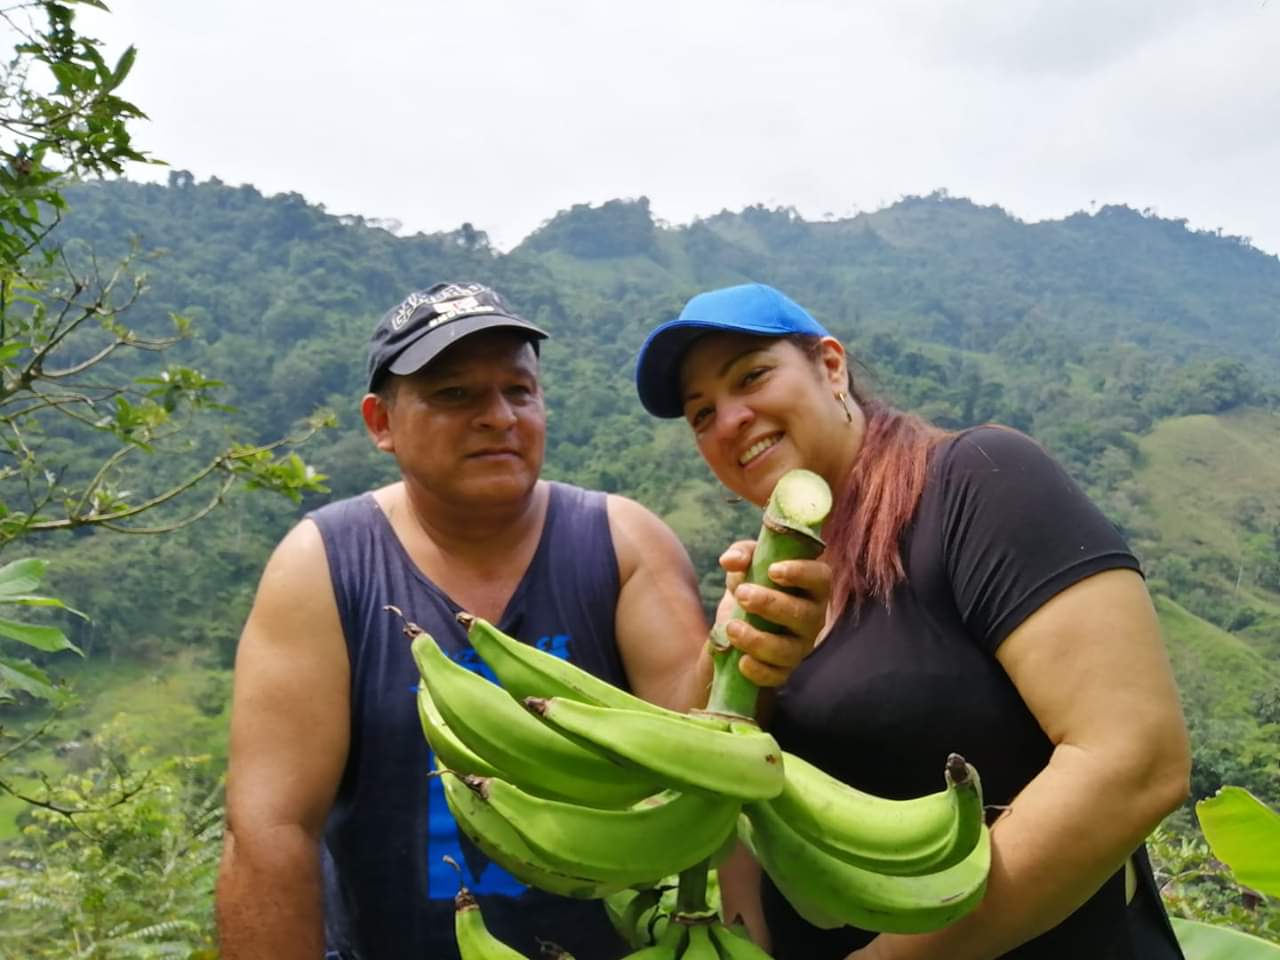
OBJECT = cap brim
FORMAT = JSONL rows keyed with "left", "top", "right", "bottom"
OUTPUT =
{"left": 385, "top": 312, "right": 548, "bottom": 380}
{"left": 634, "top": 317, "right": 792, "bottom": 419}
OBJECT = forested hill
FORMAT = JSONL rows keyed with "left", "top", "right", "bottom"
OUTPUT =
{"left": 29, "top": 176, "right": 1280, "bottom": 805}
{"left": 516, "top": 192, "right": 1280, "bottom": 372}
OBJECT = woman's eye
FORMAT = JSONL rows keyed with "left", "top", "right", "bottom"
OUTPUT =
{"left": 690, "top": 406, "right": 713, "bottom": 430}
{"left": 741, "top": 366, "right": 768, "bottom": 386}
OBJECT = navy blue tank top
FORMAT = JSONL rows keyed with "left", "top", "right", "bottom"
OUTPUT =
{"left": 309, "top": 482, "right": 631, "bottom": 960}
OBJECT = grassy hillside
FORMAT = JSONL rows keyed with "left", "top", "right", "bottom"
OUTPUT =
{"left": 1157, "top": 595, "right": 1278, "bottom": 720}
{"left": 1143, "top": 409, "right": 1280, "bottom": 556}
{"left": 1138, "top": 408, "right": 1280, "bottom": 661}
{"left": 0, "top": 653, "right": 228, "bottom": 839}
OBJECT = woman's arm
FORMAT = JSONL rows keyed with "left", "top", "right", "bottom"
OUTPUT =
{"left": 851, "top": 568, "right": 1190, "bottom": 960}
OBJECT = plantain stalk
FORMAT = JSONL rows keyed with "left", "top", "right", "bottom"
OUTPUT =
{"left": 706, "top": 469, "right": 831, "bottom": 719}
{"left": 675, "top": 859, "right": 712, "bottom": 916}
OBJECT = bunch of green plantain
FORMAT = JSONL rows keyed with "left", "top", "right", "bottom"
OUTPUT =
{"left": 413, "top": 615, "right": 747, "bottom": 893}
{"left": 409, "top": 467, "right": 992, "bottom": 952}
{"left": 405, "top": 469, "right": 834, "bottom": 895}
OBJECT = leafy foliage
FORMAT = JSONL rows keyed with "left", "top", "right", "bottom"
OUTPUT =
{"left": 0, "top": 723, "right": 220, "bottom": 958}
{"left": 0, "top": 0, "right": 146, "bottom": 263}
{"left": 1150, "top": 821, "right": 1279, "bottom": 944}
{"left": 1197, "top": 788, "right": 1280, "bottom": 899}
{"left": 0, "top": 1, "right": 330, "bottom": 708}
{"left": 0, "top": 556, "right": 83, "bottom": 703}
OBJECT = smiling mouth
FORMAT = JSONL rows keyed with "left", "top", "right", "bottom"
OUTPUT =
{"left": 739, "top": 434, "right": 781, "bottom": 467}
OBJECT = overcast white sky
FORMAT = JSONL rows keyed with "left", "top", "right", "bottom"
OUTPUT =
{"left": 81, "top": 0, "right": 1280, "bottom": 254}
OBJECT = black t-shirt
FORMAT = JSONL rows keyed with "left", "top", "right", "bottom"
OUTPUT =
{"left": 763, "top": 426, "right": 1183, "bottom": 960}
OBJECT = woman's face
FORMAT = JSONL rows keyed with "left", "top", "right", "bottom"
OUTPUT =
{"left": 678, "top": 333, "right": 858, "bottom": 507}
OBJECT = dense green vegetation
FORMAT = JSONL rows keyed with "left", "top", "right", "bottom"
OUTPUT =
{"left": 0, "top": 5, "right": 1275, "bottom": 955}
{"left": 30, "top": 178, "right": 1279, "bottom": 648}
{"left": 2, "top": 151, "right": 1279, "bottom": 956}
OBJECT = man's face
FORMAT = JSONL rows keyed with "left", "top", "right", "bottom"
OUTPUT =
{"left": 375, "top": 331, "right": 546, "bottom": 508}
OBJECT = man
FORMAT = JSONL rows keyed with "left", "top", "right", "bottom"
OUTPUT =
{"left": 216, "top": 282, "right": 828, "bottom": 960}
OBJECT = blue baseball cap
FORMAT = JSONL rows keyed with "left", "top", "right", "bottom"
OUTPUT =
{"left": 634, "top": 283, "right": 830, "bottom": 418}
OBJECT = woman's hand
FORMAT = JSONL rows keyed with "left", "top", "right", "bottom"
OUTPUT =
{"left": 715, "top": 539, "right": 831, "bottom": 686}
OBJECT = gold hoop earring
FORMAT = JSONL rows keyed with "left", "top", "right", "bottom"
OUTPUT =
{"left": 837, "top": 391, "right": 853, "bottom": 424}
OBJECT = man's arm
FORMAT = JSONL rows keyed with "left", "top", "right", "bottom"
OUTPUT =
{"left": 606, "top": 496, "right": 832, "bottom": 712}
{"left": 216, "top": 520, "right": 351, "bottom": 960}
{"left": 607, "top": 495, "right": 711, "bottom": 712}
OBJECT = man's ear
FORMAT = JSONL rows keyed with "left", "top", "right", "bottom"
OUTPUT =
{"left": 361, "top": 393, "right": 395, "bottom": 452}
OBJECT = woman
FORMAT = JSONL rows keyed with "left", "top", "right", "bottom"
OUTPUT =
{"left": 633, "top": 283, "right": 1192, "bottom": 960}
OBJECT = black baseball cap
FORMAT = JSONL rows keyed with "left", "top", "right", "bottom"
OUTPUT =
{"left": 366, "top": 282, "right": 548, "bottom": 391}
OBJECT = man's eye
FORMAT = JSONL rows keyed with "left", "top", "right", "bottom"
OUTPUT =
{"left": 435, "top": 387, "right": 467, "bottom": 402}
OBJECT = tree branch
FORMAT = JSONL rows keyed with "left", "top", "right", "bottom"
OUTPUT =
{"left": 71, "top": 442, "right": 133, "bottom": 519}
{"left": 19, "top": 427, "right": 317, "bottom": 533}
{"left": 98, "top": 473, "right": 235, "bottom": 535}
{"left": 0, "top": 767, "right": 152, "bottom": 833}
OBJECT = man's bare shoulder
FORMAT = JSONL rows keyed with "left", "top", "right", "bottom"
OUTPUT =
{"left": 368, "top": 481, "right": 404, "bottom": 514}
{"left": 242, "top": 517, "right": 344, "bottom": 655}
{"left": 605, "top": 493, "right": 691, "bottom": 581}
{"left": 604, "top": 492, "right": 673, "bottom": 531}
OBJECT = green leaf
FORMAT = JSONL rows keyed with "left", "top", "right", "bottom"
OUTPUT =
{"left": 0, "top": 557, "right": 85, "bottom": 619}
{"left": 110, "top": 45, "right": 136, "bottom": 87}
{"left": 0, "top": 557, "right": 49, "bottom": 596}
{"left": 0, "top": 656, "right": 58, "bottom": 701}
{"left": 1171, "top": 917, "right": 1280, "bottom": 959}
{"left": 1196, "top": 787, "right": 1280, "bottom": 897}
{"left": 1, "top": 595, "right": 89, "bottom": 620}
{"left": 49, "top": 61, "right": 78, "bottom": 92}
{"left": 0, "top": 616, "right": 81, "bottom": 654}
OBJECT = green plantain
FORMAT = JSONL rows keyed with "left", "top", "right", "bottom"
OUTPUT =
{"left": 459, "top": 612, "right": 668, "bottom": 716}
{"left": 605, "top": 885, "right": 669, "bottom": 949}
{"left": 437, "top": 760, "right": 625, "bottom": 900}
{"left": 771, "top": 752, "right": 985, "bottom": 876}
{"left": 412, "top": 629, "right": 658, "bottom": 806}
{"left": 523, "top": 696, "right": 785, "bottom": 801}
{"left": 707, "top": 922, "right": 773, "bottom": 959}
{"left": 464, "top": 774, "right": 739, "bottom": 889}
{"left": 417, "top": 682, "right": 503, "bottom": 779}
{"left": 449, "top": 863, "right": 532, "bottom": 959}
{"left": 739, "top": 802, "right": 991, "bottom": 934}
{"left": 680, "top": 923, "right": 719, "bottom": 960}
{"left": 618, "top": 921, "right": 687, "bottom": 959}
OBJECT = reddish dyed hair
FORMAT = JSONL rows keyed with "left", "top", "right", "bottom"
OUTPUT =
{"left": 788, "top": 337, "right": 949, "bottom": 615}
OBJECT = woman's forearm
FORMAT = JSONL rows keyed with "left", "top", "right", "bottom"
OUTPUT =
{"left": 852, "top": 739, "right": 1189, "bottom": 960}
